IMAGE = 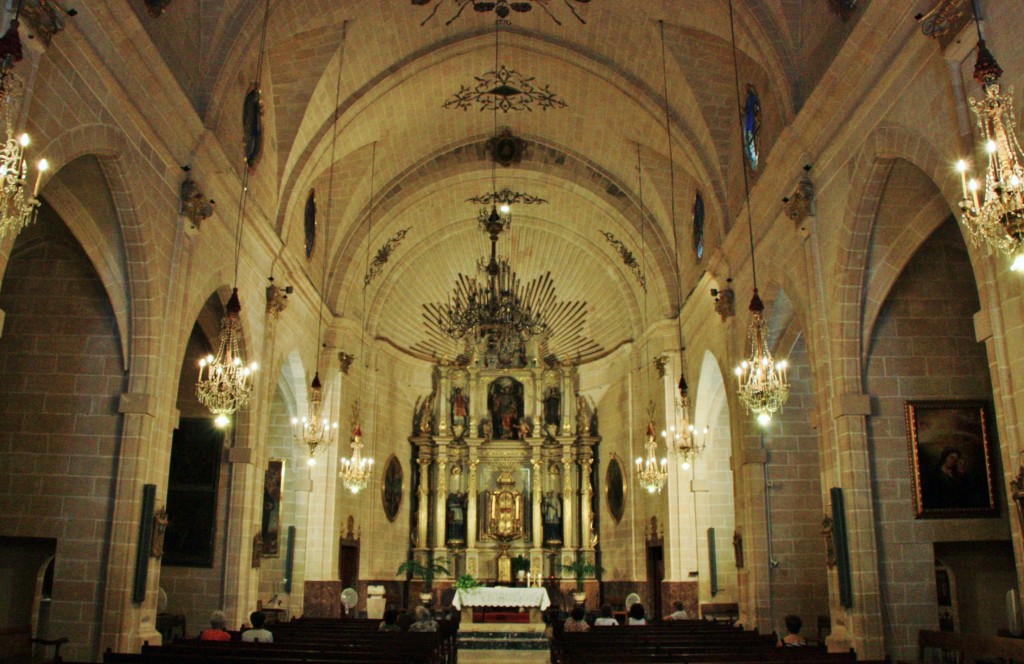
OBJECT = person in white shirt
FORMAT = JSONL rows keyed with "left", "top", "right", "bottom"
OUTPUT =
{"left": 241, "top": 611, "right": 274, "bottom": 643}
{"left": 594, "top": 604, "right": 619, "bottom": 626}
{"left": 665, "top": 600, "right": 689, "bottom": 620}
{"left": 627, "top": 602, "right": 647, "bottom": 625}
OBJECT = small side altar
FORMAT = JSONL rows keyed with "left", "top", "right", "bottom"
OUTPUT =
{"left": 454, "top": 587, "right": 551, "bottom": 624}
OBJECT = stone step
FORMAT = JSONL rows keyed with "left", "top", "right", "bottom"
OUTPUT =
{"left": 459, "top": 631, "right": 550, "bottom": 650}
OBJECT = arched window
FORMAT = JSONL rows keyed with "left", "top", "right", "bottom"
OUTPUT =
{"left": 304, "top": 189, "right": 317, "bottom": 259}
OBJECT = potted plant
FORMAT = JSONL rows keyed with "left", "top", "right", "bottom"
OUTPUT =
{"left": 558, "top": 557, "right": 604, "bottom": 604}
{"left": 397, "top": 557, "right": 450, "bottom": 604}
{"left": 454, "top": 574, "right": 481, "bottom": 591}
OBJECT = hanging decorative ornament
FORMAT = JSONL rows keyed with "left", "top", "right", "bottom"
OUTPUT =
{"left": 339, "top": 405, "right": 374, "bottom": 493}
{"left": 636, "top": 421, "right": 668, "bottom": 494}
{"left": 663, "top": 376, "right": 708, "bottom": 471}
{"left": 734, "top": 291, "right": 789, "bottom": 427}
{"left": 293, "top": 372, "right": 338, "bottom": 466}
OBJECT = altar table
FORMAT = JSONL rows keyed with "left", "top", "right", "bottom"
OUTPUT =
{"left": 453, "top": 587, "right": 551, "bottom": 612}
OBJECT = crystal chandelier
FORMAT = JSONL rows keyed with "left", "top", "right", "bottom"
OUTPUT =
{"left": 955, "top": 3, "right": 1024, "bottom": 270}
{"left": 727, "top": 0, "right": 789, "bottom": 426}
{"left": 196, "top": 288, "right": 258, "bottom": 428}
{"left": 439, "top": 204, "right": 547, "bottom": 358}
{"left": 293, "top": 372, "right": 338, "bottom": 466}
{"left": 662, "top": 377, "right": 708, "bottom": 470}
{"left": 734, "top": 291, "right": 789, "bottom": 427}
{"left": 295, "top": 38, "right": 343, "bottom": 465}
{"left": 636, "top": 422, "right": 668, "bottom": 494}
{"left": 339, "top": 412, "right": 374, "bottom": 494}
{"left": 0, "top": 3, "right": 48, "bottom": 243}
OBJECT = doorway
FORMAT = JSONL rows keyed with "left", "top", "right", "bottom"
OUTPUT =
{"left": 646, "top": 541, "right": 664, "bottom": 619}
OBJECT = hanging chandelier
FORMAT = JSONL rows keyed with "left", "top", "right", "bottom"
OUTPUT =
{"left": 293, "top": 372, "right": 338, "bottom": 466}
{"left": 439, "top": 204, "right": 547, "bottom": 358}
{"left": 0, "top": 1, "right": 48, "bottom": 243}
{"left": 339, "top": 418, "right": 373, "bottom": 494}
{"left": 196, "top": 289, "right": 258, "bottom": 428}
{"left": 727, "top": 0, "right": 789, "bottom": 427}
{"left": 955, "top": 3, "right": 1024, "bottom": 270}
{"left": 636, "top": 422, "right": 668, "bottom": 494}
{"left": 734, "top": 291, "right": 789, "bottom": 427}
{"left": 663, "top": 377, "right": 708, "bottom": 470}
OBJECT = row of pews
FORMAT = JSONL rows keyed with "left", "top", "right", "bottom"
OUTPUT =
{"left": 103, "top": 617, "right": 457, "bottom": 664}
{"left": 553, "top": 620, "right": 890, "bottom": 664}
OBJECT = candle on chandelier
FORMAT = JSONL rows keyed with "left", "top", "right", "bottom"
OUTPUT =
{"left": 33, "top": 159, "right": 49, "bottom": 197}
{"left": 956, "top": 160, "right": 969, "bottom": 202}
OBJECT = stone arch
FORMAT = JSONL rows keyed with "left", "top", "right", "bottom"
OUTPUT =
{"left": 34, "top": 124, "right": 157, "bottom": 389}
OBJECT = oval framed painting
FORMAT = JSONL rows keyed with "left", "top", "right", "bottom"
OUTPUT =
{"left": 304, "top": 189, "right": 317, "bottom": 259}
{"left": 606, "top": 454, "right": 626, "bottom": 524}
{"left": 243, "top": 84, "right": 264, "bottom": 170}
{"left": 381, "top": 454, "right": 403, "bottom": 522}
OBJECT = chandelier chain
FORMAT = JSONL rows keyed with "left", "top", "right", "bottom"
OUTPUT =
{"left": 728, "top": 0, "right": 758, "bottom": 292}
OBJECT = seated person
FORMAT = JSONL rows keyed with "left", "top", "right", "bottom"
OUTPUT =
{"left": 664, "top": 600, "right": 689, "bottom": 620}
{"left": 200, "top": 610, "right": 231, "bottom": 641}
{"left": 778, "top": 614, "right": 807, "bottom": 647}
{"left": 563, "top": 605, "right": 590, "bottom": 633}
{"left": 594, "top": 604, "right": 619, "bottom": 627}
{"left": 379, "top": 608, "right": 402, "bottom": 632}
{"left": 241, "top": 611, "right": 273, "bottom": 643}
{"left": 409, "top": 605, "right": 438, "bottom": 632}
{"left": 627, "top": 602, "right": 647, "bottom": 625}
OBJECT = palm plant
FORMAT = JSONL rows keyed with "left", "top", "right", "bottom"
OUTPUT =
{"left": 396, "top": 557, "right": 450, "bottom": 589}
{"left": 558, "top": 558, "right": 604, "bottom": 592}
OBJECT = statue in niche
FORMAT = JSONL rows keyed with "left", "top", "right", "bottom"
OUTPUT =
{"left": 517, "top": 418, "right": 531, "bottom": 440}
{"left": 542, "top": 492, "right": 563, "bottom": 545}
{"left": 488, "top": 378, "right": 524, "bottom": 440}
{"left": 576, "top": 393, "right": 590, "bottom": 435}
{"left": 482, "top": 417, "right": 493, "bottom": 442}
{"left": 446, "top": 492, "right": 467, "bottom": 545}
{"left": 544, "top": 387, "right": 561, "bottom": 428}
{"left": 451, "top": 387, "right": 468, "bottom": 427}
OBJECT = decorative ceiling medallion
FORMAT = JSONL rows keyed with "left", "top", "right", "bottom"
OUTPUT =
{"left": 486, "top": 127, "right": 528, "bottom": 166}
{"left": 243, "top": 84, "right": 264, "bottom": 170}
{"left": 467, "top": 188, "right": 547, "bottom": 207}
{"left": 304, "top": 189, "right": 316, "bottom": 259}
{"left": 364, "top": 227, "right": 411, "bottom": 286}
{"left": 413, "top": 0, "right": 589, "bottom": 27}
{"left": 444, "top": 65, "right": 567, "bottom": 113}
{"left": 600, "top": 230, "right": 646, "bottom": 291}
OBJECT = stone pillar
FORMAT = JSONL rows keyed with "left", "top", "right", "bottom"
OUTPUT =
{"left": 435, "top": 446, "right": 449, "bottom": 556}
{"left": 416, "top": 458, "right": 431, "bottom": 550}
{"left": 562, "top": 450, "right": 576, "bottom": 550}
{"left": 736, "top": 446, "right": 770, "bottom": 631}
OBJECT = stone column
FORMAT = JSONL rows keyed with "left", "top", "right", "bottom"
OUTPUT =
{"left": 416, "top": 458, "right": 431, "bottom": 550}
{"left": 434, "top": 446, "right": 449, "bottom": 556}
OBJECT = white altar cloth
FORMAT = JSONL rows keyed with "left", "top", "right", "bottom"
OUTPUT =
{"left": 453, "top": 587, "right": 551, "bottom": 611}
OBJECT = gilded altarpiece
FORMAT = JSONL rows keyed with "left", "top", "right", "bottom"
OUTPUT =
{"left": 408, "top": 362, "right": 600, "bottom": 584}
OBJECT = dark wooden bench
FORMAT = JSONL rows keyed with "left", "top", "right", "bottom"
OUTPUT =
{"left": 918, "top": 629, "right": 1024, "bottom": 663}
{"left": 700, "top": 602, "right": 740, "bottom": 624}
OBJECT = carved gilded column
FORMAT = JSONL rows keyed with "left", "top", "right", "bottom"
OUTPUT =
{"left": 416, "top": 458, "right": 431, "bottom": 551}
{"left": 531, "top": 455, "right": 543, "bottom": 547}
{"left": 467, "top": 455, "right": 480, "bottom": 548}
{"left": 469, "top": 370, "right": 480, "bottom": 437}
{"left": 561, "top": 370, "right": 573, "bottom": 436}
{"left": 435, "top": 447, "right": 449, "bottom": 555}
{"left": 438, "top": 371, "right": 450, "bottom": 436}
{"left": 579, "top": 455, "right": 594, "bottom": 553}
{"left": 562, "top": 449, "right": 576, "bottom": 550}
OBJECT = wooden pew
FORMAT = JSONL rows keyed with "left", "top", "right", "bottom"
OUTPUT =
{"left": 918, "top": 629, "right": 1024, "bottom": 663}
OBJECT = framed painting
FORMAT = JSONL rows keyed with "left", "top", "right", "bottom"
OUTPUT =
{"left": 606, "top": 454, "right": 626, "bottom": 524}
{"left": 381, "top": 454, "right": 403, "bottom": 522}
{"left": 905, "top": 400, "right": 996, "bottom": 519}
{"left": 261, "top": 460, "right": 284, "bottom": 557}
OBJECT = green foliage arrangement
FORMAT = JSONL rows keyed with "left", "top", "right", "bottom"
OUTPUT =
{"left": 557, "top": 558, "right": 604, "bottom": 592}
{"left": 396, "top": 557, "right": 450, "bottom": 588}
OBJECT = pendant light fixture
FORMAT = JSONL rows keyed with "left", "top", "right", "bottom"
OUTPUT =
{"left": 339, "top": 143, "right": 378, "bottom": 494}
{"left": 633, "top": 144, "right": 668, "bottom": 495}
{"left": 0, "top": 0, "right": 48, "bottom": 243}
{"left": 196, "top": 1, "right": 271, "bottom": 428}
{"left": 954, "top": 0, "right": 1024, "bottom": 270}
{"left": 658, "top": 19, "right": 709, "bottom": 467}
{"left": 293, "top": 35, "right": 346, "bottom": 465}
{"left": 727, "top": 0, "right": 790, "bottom": 427}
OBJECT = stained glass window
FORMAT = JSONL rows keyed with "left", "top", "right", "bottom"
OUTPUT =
{"left": 693, "top": 191, "right": 705, "bottom": 261}
{"left": 304, "top": 189, "right": 316, "bottom": 259}
{"left": 743, "top": 84, "right": 761, "bottom": 171}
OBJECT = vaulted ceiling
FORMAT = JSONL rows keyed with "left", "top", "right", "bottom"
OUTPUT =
{"left": 129, "top": 0, "right": 859, "bottom": 363}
